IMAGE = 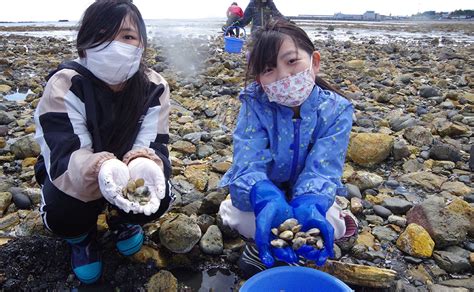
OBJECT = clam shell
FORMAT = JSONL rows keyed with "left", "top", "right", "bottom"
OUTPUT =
{"left": 292, "top": 237, "right": 306, "bottom": 250}
{"left": 135, "top": 178, "right": 145, "bottom": 187}
{"left": 126, "top": 181, "right": 136, "bottom": 193}
{"left": 278, "top": 218, "right": 299, "bottom": 232}
{"left": 271, "top": 239, "right": 288, "bottom": 248}
{"left": 135, "top": 186, "right": 150, "bottom": 197}
{"left": 315, "top": 239, "right": 324, "bottom": 249}
{"left": 306, "top": 228, "right": 320, "bottom": 237}
{"left": 271, "top": 228, "right": 279, "bottom": 237}
{"left": 291, "top": 224, "right": 302, "bottom": 234}
{"left": 279, "top": 230, "right": 294, "bottom": 240}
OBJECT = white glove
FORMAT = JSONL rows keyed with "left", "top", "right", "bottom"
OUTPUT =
{"left": 98, "top": 159, "right": 134, "bottom": 213}
{"left": 128, "top": 157, "right": 166, "bottom": 216}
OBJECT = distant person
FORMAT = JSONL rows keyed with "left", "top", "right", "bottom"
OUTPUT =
{"left": 237, "top": 0, "right": 286, "bottom": 33}
{"left": 225, "top": 2, "right": 244, "bottom": 37}
{"left": 34, "top": 0, "right": 173, "bottom": 284}
{"left": 218, "top": 20, "right": 358, "bottom": 278}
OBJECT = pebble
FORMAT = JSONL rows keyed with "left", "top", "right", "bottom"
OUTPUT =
{"left": 10, "top": 187, "right": 32, "bottom": 210}
{"left": 373, "top": 205, "right": 392, "bottom": 218}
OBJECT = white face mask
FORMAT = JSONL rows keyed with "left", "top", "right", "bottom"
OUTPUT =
{"left": 83, "top": 41, "right": 143, "bottom": 85}
{"left": 262, "top": 57, "right": 315, "bottom": 107}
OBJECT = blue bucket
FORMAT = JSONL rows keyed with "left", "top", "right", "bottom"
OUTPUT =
{"left": 224, "top": 26, "right": 246, "bottom": 53}
{"left": 240, "top": 266, "right": 353, "bottom": 292}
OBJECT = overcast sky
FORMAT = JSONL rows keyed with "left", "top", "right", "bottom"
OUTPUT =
{"left": 1, "top": 0, "right": 473, "bottom": 22}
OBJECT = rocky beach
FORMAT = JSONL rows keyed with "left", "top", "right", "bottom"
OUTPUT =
{"left": 0, "top": 20, "right": 473, "bottom": 291}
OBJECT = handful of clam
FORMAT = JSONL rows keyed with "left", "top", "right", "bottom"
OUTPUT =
{"left": 122, "top": 178, "right": 151, "bottom": 205}
{"left": 270, "top": 218, "right": 324, "bottom": 251}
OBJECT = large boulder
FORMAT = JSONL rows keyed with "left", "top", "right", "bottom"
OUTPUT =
{"left": 347, "top": 133, "right": 393, "bottom": 167}
{"left": 159, "top": 214, "right": 202, "bottom": 253}
{"left": 406, "top": 197, "right": 471, "bottom": 248}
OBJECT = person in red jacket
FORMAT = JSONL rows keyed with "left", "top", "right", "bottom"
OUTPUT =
{"left": 225, "top": 2, "right": 244, "bottom": 37}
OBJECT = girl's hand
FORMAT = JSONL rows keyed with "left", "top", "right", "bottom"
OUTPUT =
{"left": 127, "top": 157, "right": 165, "bottom": 216}
{"left": 290, "top": 195, "right": 334, "bottom": 266}
{"left": 98, "top": 159, "right": 134, "bottom": 213}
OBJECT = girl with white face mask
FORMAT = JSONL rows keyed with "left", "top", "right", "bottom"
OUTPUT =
{"left": 33, "top": 0, "right": 173, "bottom": 284}
{"left": 218, "top": 20, "right": 358, "bottom": 279}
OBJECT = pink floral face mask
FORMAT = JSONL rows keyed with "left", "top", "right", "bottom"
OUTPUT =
{"left": 262, "top": 58, "right": 315, "bottom": 107}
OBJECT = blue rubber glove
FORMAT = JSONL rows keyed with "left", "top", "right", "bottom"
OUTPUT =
{"left": 290, "top": 195, "right": 335, "bottom": 266}
{"left": 250, "top": 180, "right": 297, "bottom": 267}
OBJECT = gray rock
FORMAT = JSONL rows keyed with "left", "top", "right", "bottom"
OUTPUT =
{"left": 433, "top": 250, "right": 471, "bottom": 273}
{"left": 404, "top": 256, "right": 423, "bottom": 264}
{"left": 463, "top": 241, "right": 474, "bottom": 252}
{"left": 428, "top": 284, "right": 469, "bottom": 292}
{"left": 438, "top": 277, "right": 474, "bottom": 290}
{"left": 0, "top": 111, "right": 15, "bottom": 125}
{"left": 372, "top": 226, "right": 398, "bottom": 242}
{"left": 159, "top": 214, "right": 202, "bottom": 253}
{"left": 345, "top": 184, "right": 362, "bottom": 199}
{"left": 199, "top": 225, "right": 223, "bottom": 255}
{"left": 403, "top": 159, "right": 424, "bottom": 173}
{"left": 365, "top": 214, "right": 384, "bottom": 225}
{"left": 388, "top": 215, "right": 407, "bottom": 227}
{"left": 0, "top": 191, "right": 12, "bottom": 215}
{"left": 390, "top": 116, "right": 417, "bottom": 132}
{"left": 403, "top": 126, "right": 433, "bottom": 147}
{"left": 196, "top": 144, "right": 214, "bottom": 159}
{"left": 382, "top": 197, "right": 413, "bottom": 214}
{"left": 430, "top": 144, "right": 461, "bottom": 162}
{"left": 9, "top": 187, "right": 31, "bottom": 210}
{"left": 444, "top": 246, "right": 470, "bottom": 259}
{"left": 0, "top": 125, "right": 8, "bottom": 136}
{"left": 199, "top": 190, "right": 227, "bottom": 214}
{"left": 196, "top": 214, "right": 215, "bottom": 233}
{"left": 373, "top": 205, "right": 392, "bottom": 218}
{"left": 419, "top": 86, "right": 440, "bottom": 98}
{"left": 385, "top": 180, "right": 400, "bottom": 189}
{"left": 393, "top": 139, "right": 410, "bottom": 160}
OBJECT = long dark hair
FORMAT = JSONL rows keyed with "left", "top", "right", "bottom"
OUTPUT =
{"left": 247, "top": 19, "right": 346, "bottom": 97}
{"left": 76, "top": 0, "right": 149, "bottom": 156}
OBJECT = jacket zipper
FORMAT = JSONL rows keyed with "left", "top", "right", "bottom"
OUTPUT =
{"left": 289, "top": 119, "right": 301, "bottom": 184}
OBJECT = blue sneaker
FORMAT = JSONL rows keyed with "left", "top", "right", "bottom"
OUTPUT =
{"left": 115, "top": 224, "right": 144, "bottom": 256}
{"left": 65, "top": 230, "right": 102, "bottom": 284}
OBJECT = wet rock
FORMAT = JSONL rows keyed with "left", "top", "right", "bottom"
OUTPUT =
{"left": 382, "top": 197, "right": 413, "bottom": 215}
{"left": 406, "top": 196, "right": 470, "bottom": 248}
{"left": 429, "top": 144, "right": 461, "bottom": 162}
{"left": 441, "top": 181, "right": 471, "bottom": 197}
{"left": 159, "top": 214, "right": 202, "bottom": 253}
{"left": 345, "top": 183, "right": 362, "bottom": 199}
{"left": 0, "top": 111, "right": 15, "bottom": 125}
{"left": 438, "top": 277, "right": 474, "bottom": 290}
{"left": 347, "top": 133, "right": 393, "bottom": 167}
{"left": 373, "top": 205, "right": 392, "bottom": 218}
{"left": 396, "top": 223, "right": 434, "bottom": 258}
{"left": 145, "top": 270, "right": 177, "bottom": 292}
{"left": 389, "top": 116, "right": 417, "bottom": 132}
{"left": 199, "top": 225, "right": 223, "bottom": 255}
{"left": 10, "top": 134, "right": 40, "bottom": 159}
{"left": 402, "top": 159, "right": 424, "bottom": 173}
{"left": 388, "top": 215, "right": 407, "bottom": 227}
{"left": 9, "top": 187, "right": 32, "bottom": 209}
{"left": 403, "top": 126, "right": 433, "bottom": 147}
{"left": 433, "top": 250, "right": 471, "bottom": 273}
{"left": 419, "top": 86, "right": 439, "bottom": 98}
{"left": 0, "top": 191, "right": 12, "bottom": 215}
{"left": 0, "top": 212, "right": 20, "bottom": 230}
{"left": 199, "top": 190, "right": 227, "bottom": 214}
{"left": 183, "top": 164, "right": 209, "bottom": 192}
{"left": 196, "top": 214, "right": 215, "bottom": 233}
{"left": 399, "top": 171, "right": 447, "bottom": 191}
{"left": 428, "top": 284, "right": 469, "bottom": 292}
{"left": 196, "top": 144, "right": 214, "bottom": 159}
{"left": 346, "top": 171, "right": 383, "bottom": 191}
{"left": 393, "top": 139, "right": 411, "bottom": 160}
{"left": 372, "top": 226, "right": 398, "bottom": 242}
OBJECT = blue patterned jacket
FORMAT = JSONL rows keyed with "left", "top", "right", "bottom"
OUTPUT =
{"left": 219, "top": 82, "right": 353, "bottom": 211}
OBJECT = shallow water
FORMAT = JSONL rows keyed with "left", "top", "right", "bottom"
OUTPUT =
{"left": 4, "top": 89, "right": 33, "bottom": 101}
{"left": 1, "top": 19, "right": 473, "bottom": 44}
{"left": 171, "top": 267, "right": 238, "bottom": 291}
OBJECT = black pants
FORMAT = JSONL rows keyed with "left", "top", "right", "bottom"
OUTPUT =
{"left": 40, "top": 177, "right": 170, "bottom": 238}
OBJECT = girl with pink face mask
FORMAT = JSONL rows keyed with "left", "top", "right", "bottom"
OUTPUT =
{"left": 219, "top": 20, "right": 358, "bottom": 278}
